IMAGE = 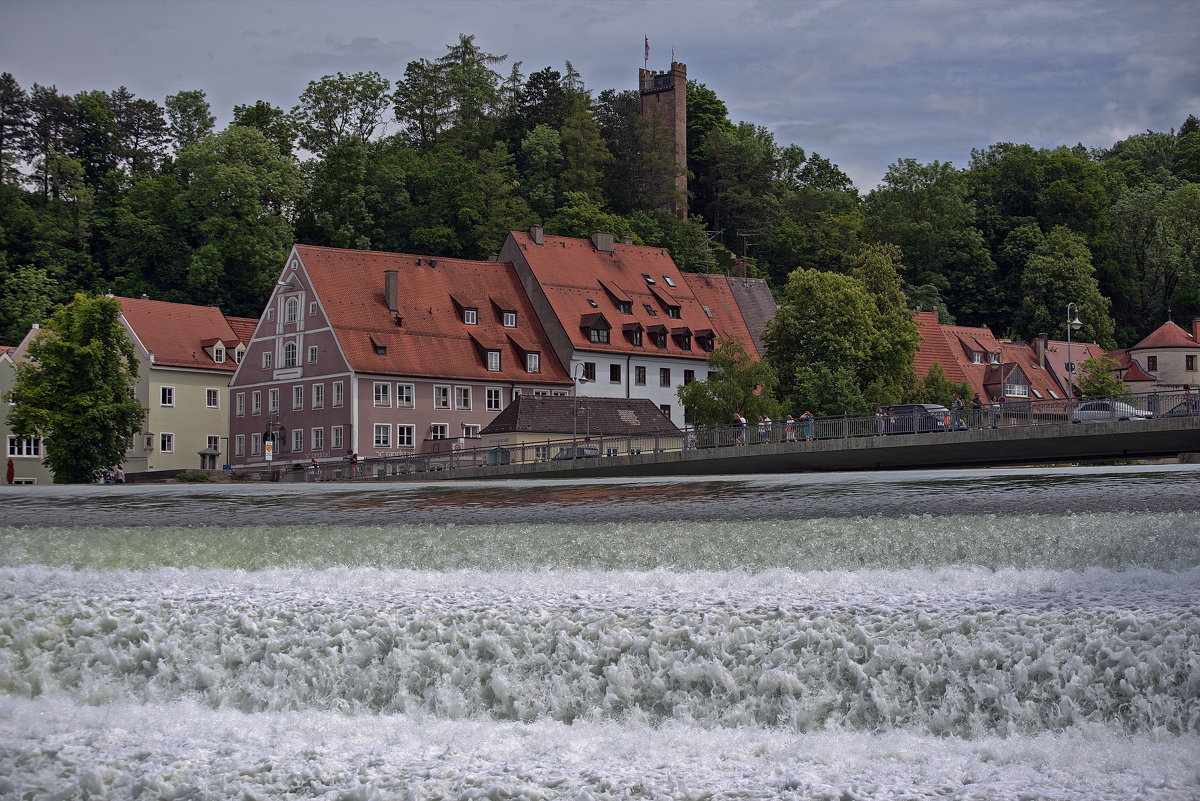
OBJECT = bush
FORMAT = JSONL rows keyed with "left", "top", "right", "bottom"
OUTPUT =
{"left": 175, "top": 471, "right": 211, "bottom": 483}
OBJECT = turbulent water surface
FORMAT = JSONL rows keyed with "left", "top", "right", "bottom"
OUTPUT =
{"left": 1, "top": 465, "right": 1198, "bottom": 800}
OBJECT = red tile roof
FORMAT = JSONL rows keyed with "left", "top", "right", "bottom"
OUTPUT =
{"left": 682, "top": 272, "right": 766, "bottom": 358}
{"left": 117, "top": 297, "right": 240, "bottom": 372}
{"left": 508, "top": 232, "right": 721, "bottom": 361}
{"left": 293, "top": 245, "right": 571, "bottom": 384}
{"left": 481, "top": 394, "right": 680, "bottom": 436}
{"left": 225, "top": 316, "right": 258, "bottom": 345}
{"left": 1132, "top": 321, "right": 1195, "bottom": 350}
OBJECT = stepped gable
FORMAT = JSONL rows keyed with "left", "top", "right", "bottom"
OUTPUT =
{"left": 294, "top": 245, "right": 570, "bottom": 385}
{"left": 1132, "top": 320, "right": 1195, "bottom": 350}
{"left": 117, "top": 296, "right": 240, "bottom": 372}
{"left": 683, "top": 272, "right": 773, "bottom": 359}
{"left": 508, "top": 231, "right": 717, "bottom": 360}
{"left": 481, "top": 394, "right": 680, "bottom": 436}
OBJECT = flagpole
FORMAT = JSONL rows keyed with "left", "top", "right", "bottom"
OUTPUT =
{"left": 644, "top": 35, "right": 649, "bottom": 70}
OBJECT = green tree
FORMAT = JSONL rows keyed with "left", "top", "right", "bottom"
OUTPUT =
{"left": 437, "top": 33, "right": 506, "bottom": 156}
{"left": 290, "top": 71, "right": 391, "bottom": 155}
{"left": 1014, "top": 226, "right": 1116, "bottom": 348}
{"left": 0, "top": 72, "right": 30, "bottom": 183}
{"left": 110, "top": 88, "right": 169, "bottom": 176}
{"left": 544, "top": 191, "right": 635, "bottom": 241}
{"left": 558, "top": 97, "right": 611, "bottom": 201}
{"left": 232, "top": 100, "right": 296, "bottom": 158}
{"left": 677, "top": 337, "right": 780, "bottom": 425}
{"left": 394, "top": 58, "right": 451, "bottom": 151}
{"left": 23, "top": 83, "right": 74, "bottom": 198}
{"left": 165, "top": 90, "right": 215, "bottom": 150}
{"left": 4, "top": 293, "right": 145, "bottom": 483}
{"left": 0, "top": 258, "right": 60, "bottom": 343}
{"left": 850, "top": 243, "right": 919, "bottom": 400}
{"left": 905, "top": 362, "right": 972, "bottom": 406}
{"left": 519, "top": 124, "right": 561, "bottom": 217}
{"left": 1076, "top": 355, "right": 1127, "bottom": 398}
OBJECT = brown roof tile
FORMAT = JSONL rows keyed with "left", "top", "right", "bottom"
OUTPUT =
{"left": 681, "top": 272, "right": 768, "bottom": 358}
{"left": 1132, "top": 321, "right": 1195, "bottom": 350}
{"left": 481, "top": 394, "right": 680, "bottom": 436}
{"left": 117, "top": 296, "right": 239, "bottom": 372}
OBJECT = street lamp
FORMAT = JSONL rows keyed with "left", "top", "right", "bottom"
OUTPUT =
{"left": 1066, "top": 303, "right": 1083, "bottom": 399}
{"left": 571, "top": 364, "right": 589, "bottom": 455}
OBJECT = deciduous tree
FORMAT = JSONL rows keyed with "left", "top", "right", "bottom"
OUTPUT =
{"left": 677, "top": 337, "right": 780, "bottom": 426}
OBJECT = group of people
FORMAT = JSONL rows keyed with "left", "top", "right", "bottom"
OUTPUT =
{"left": 731, "top": 411, "right": 814, "bottom": 445}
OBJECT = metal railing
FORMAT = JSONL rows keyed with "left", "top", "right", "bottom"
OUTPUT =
{"left": 234, "top": 389, "right": 1198, "bottom": 482}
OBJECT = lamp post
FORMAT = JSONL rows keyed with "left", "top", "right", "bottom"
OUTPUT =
{"left": 1065, "top": 303, "right": 1083, "bottom": 399}
{"left": 571, "top": 364, "right": 589, "bottom": 456}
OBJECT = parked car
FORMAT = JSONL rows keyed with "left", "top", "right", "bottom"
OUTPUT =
{"left": 886, "top": 403, "right": 954, "bottom": 434}
{"left": 551, "top": 445, "right": 600, "bottom": 460}
{"left": 1070, "top": 400, "right": 1152, "bottom": 423}
{"left": 1160, "top": 398, "right": 1198, "bottom": 418}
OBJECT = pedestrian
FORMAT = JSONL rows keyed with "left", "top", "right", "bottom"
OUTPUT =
{"left": 800, "top": 410, "right": 814, "bottom": 441}
{"left": 951, "top": 394, "right": 964, "bottom": 429}
{"left": 874, "top": 407, "right": 885, "bottom": 436}
{"left": 759, "top": 414, "right": 772, "bottom": 443}
{"left": 115, "top": 466, "right": 124, "bottom": 484}
{"left": 784, "top": 414, "right": 797, "bottom": 442}
{"left": 970, "top": 393, "right": 983, "bottom": 429}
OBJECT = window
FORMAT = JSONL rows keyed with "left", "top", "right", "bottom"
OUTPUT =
{"left": 700, "top": 336, "right": 714, "bottom": 353}
{"left": 1004, "top": 383, "right": 1029, "bottom": 397}
{"left": 311, "top": 428, "right": 324, "bottom": 450}
{"left": 8, "top": 436, "right": 41, "bottom": 457}
{"left": 397, "top": 384, "right": 414, "bottom": 408}
{"left": 653, "top": 331, "right": 667, "bottom": 349}
{"left": 487, "top": 350, "right": 501, "bottom": 372}
{"left": 634, "top": 366, "right": 646, "bottom": 386}
{"left": 610, "top": 364, "right": 621, "bottom": 383}
{"left": 684, "top": 369, "right": 695, "bottom": 385}
{"left": 1147, "top": 356, "right": 1158, "bottom": 371}
{"left": 252, "top": 391, "right": 262, "bottom": 415}
{"left": 679, "top": 334, "right": 691, "bottom": 350}
{"left": 667, "top": 306, "right": 681, "bottom": 319}
{"left": 160, "top": 386, "right": 174, "bottom": 406}
{"left": 659, "top": 404, "right": 671, "bottom": 419}
{"left": 988, "top": 352, "right": 1000, "bottom": 365}
{"left": 502, "top": 311, "right": 517, "bottom": 327}
{"left": 331, "top": 426, "right": 343, "bottom": 450}
{"left": 312, "top": 383, "right": 324, "bottom": 409}
{"left": 429, "top": 424, "right": 448, "bottom": 440}
{"left": 235, "top": 434, "right": 246, "bottom": 457}
{"left": 589, "top": 327, "right": 609, "bottom": 343}
{"left": 551, "top": 389, "right": 569, "bottom": 396}
{"left": 262, "top": 351, "right": 273, "bottom": 369}
{"left": 251, "top": 433, "right": 262, "bottom": 456}
{"left": 642, "top": 273, "right": 656, "bottom": 284}
{"left": 389, "top": 424, "right": 411, "bottom": 448}
{"left": 1188, "top": 355, "right": 1197, "bottom": 371}
{"left": 285, "top": 298, "right": 299, "bottom": 323}
{"left": 208, "top": 435, "right": 220, "bottom": 452}
{"left": 455, "top": 386, "right": 471, "bottom": 410}
{"left": 462, "top": 424, "right": 480, "bottom": 438}
{"left": 526, "top": 353, "right": 540, "bottom": 373}
{"left": 533, "top": 389, "right": 550, "bottom": 395}
{"left": 663, "top": 275, "right": 676, "bottom": 287}
{"left": 234, "top": 347, "right": 244, "bottom": 364}
{"left": 970, "top": 351, "right": 983, "bottom": 365}
{"left": 373, "top": 424, "right": 391, "bottom": 448}
{"left": 332, "top": 381, "right": 344, "bottom": 407}
{"left": 268, "top": 388, "right": 279, "bottom": 413}
{"left": 214, "top": 345, "right": 225, "bottom": 364}
{"left": 434, "top": 385, "right": 450, "bottom": 409}
{"left": 283, "top": 342, "right": 298, "bottom": 368}
{"left": 630, "top": 329, "right": 643, "bottom": 347}
{"left": 582, "top": 362, "right": 596, "bottom": 381}
{"left": 463, "top": 308, "right": 478, "bottom": 325}
{"left": 374, "top": 382, "right": 391, "bottom": 407}
{"left": 292, "top": 429, "right": 303, "bottom": 452}
{"left": 618, "top": 301, "right": 632, "bottom": 315}
{"left": 307, "top": 345, "right": 318, "bottom": 364}
{"left": 659, "top": 368, "right": 671, "bottom": 387}
{"left": 206, "top": 388, "right": 220, "bottom": 409}
{"left": 309, "top": 301, "right": 318, "bottom": 315}
{"left": 235, "top": 392, "right": 246, "bottom": 417}
{"left": 486, "top": 387, "right": 503, "bottom": 411}
{"left": 534, "top": 444, "right": 549, "bottom": 461}
{"left": 159, "top": 433, "right": 174, "bottom": 453}
{"left": 292, "top": 385, "right": 304, "bottom": 410}
{"left": 265, "top": 308, "right": 275, "bottom": 322}
{"left": 373, "top": 342, "right": 387, "bottom": 356}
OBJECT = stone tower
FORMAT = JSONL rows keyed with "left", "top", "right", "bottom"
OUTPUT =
{"left": 639, "top": 61, "right": 687, "bottom": 220}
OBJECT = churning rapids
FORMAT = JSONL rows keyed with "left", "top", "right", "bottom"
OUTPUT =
{"left": 1, "top": 465, "right": 1198, "bottom": 800}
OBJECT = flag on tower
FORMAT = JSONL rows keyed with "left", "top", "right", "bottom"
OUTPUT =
{"left": 645, "top": 36, "right": 650, "bottom": 61}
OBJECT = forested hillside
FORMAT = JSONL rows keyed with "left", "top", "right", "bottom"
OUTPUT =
{"left": 2, "top": 34, "right": 1198, "bottom": 348}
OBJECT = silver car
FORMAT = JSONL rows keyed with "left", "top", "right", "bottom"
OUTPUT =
{"left": 1070, "top": 400, "right": 1152, "bottom": 423}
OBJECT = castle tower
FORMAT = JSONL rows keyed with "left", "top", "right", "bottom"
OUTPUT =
{"left": 639, "top": 61, "right": 687, "bottom": 220}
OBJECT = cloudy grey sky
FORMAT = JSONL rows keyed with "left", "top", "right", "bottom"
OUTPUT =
{"left": 5, "top": 0, "right": 1198, "bottom": 190}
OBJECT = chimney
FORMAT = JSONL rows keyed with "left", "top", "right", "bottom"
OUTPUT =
{"left": 620, "top": 236, "right": 633, "bottom": 245}
{"left": 1193, "top": 318, "right": 1200, "bottom": 341}
{"left": 733, "top": 259, "right": 747, "bottom": 278}
{"left": 384, "top": 270, "right": 398, "bottom": 314}
{"left": 1036, "top": 333, "right": 1048, "bottom": 369}
{"left": 530, "top": 225, "right": 544, "bottom": 245}
{"left": 591, "top": 232, "right": 614, "bottom": 252}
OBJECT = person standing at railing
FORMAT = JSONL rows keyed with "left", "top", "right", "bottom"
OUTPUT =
{"left": 758, "top": 415, "right": 772, "bottom": 443}
{"left": 784, "top": 414, "right": 796, "bottom": 442}
{"left": 971, "top": 394, "right": 984, "bottom": 429}
{"left": 800, "top": 411, "right": 814, "bottom": 441}
{"left": 951, "top": 394, "right": 964, "bottom": 429}
{"left": 733, "top": 412, "right": 747, "bottom": 446}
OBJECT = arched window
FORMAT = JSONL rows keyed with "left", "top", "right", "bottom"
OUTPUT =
{"left": 283, "top": 341, "right": 298, "bottom": 368}
{"left": 285, "top": 298, "right": 299, "bottom": 323}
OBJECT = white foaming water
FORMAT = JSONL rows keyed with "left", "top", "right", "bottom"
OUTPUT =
{"left": 2, "top": 471, "right": 1199, "bottom": 799}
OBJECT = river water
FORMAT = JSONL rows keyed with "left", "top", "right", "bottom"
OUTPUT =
{"left": 1, "top": 465, "right": 1198, "bottom": 800}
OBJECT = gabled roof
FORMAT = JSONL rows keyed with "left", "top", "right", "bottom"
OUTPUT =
{"left": 293, "top": 245, "right": 571, "bottom": 384}
{"left": 1131, "top": 320, "right": 1196, "bottom": 350}
{"left": 507, "top": 232, "right": 723, "bottom": 360}
{"left": 682, "top": 272, "right": 772, "bottom": 359}
{"left": 225, "top": 316, "right": 258, "bottom": 345}
{"left": 117, "top": 296, "right": 241, "bottom": 373}
{"left": 481, "top": 394, "right": 680, "bottom": 436}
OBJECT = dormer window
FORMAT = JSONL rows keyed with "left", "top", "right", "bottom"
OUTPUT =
{"left": 213, "top": 345, "right": 225, "bottom": 364}
{"left": 700, "top": 336, "right": 715, "bottom": 352}
{"left": 679, "top": 334, "right": 691, "bottom": 350}
{"left": 234, "top": 346, "right": 245, "bottom": 364}
{"left": 526, "top": 352, "right": 540, "bottom": 373}
{"left": 631, "top": 329, "right": 643, "bottom": 346}
{"left": 589, "top": 328, "right": 609, "bottom": 343}
{"left": 667, "top": 305, "right": 681, "bottom": 319}
{"left": 618, "top": 301, "right": 632, "bottom": 315}
{"left": 502, "top": 311, "right": 517, "bottom": 327}
{"left": 663, "top": 276, "right": 676, "bottom": 287}
{"left": 463, "top": 308, "right": 478, "bottom": 325}
{"left": 487, "top": 350, "right": 501, "bottom": 371}
{"left": 642, "top": 274, "right": 656, "bottom": 285}
{"left": 971, "top": 351, "right": 983, "bottom": 364}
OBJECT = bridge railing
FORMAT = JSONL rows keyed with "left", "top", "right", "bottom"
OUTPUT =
{"left": 235, "top": 389, "right": 1196, "bottom": 481}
